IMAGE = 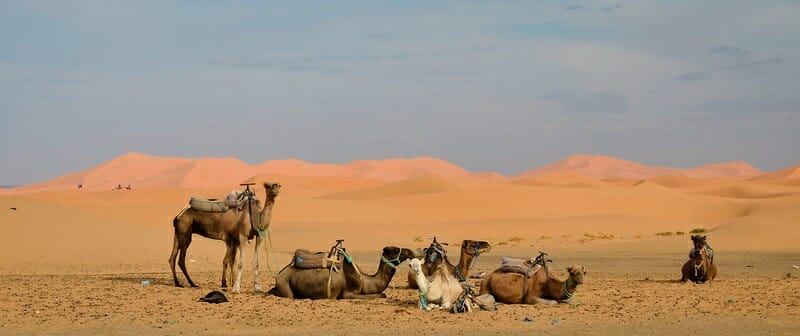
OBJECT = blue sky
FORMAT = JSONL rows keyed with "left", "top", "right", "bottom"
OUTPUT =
{"left": 1, "top": 1, "right": 799, "bottom": 185}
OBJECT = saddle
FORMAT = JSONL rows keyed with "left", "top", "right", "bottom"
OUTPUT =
{"left": 498, "top": 257, "right": 541, "bottom": 277}
{"left": 188, "top": 191, "right": 250, "bottom": 212}
{"left": 292, "top": 249, "right": 343, "bottom": 269}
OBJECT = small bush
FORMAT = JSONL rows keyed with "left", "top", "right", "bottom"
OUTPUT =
{"left": 676, "top": 231, "right": 685, "bottom": 235}
{"left": 690, "top": 228, "right": 706, "bottom": 234}
{"left": 655, "top": 232, "right": 673, "bottom": 236}
{"left": 509, "top": 236, "right": 525, "bottom": 242}
{"left": 413, "top": 236, "right": 423, "bottom": 242}
{"left": 497, "top": 241, "right": 509, "bottom": 246}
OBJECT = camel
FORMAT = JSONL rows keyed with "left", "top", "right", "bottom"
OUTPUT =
{"left": 479, "top": 264, "right": 586, "bottom": 305}
{"left": 169, "top": 182, "right": 281, "bottom": 293}
{"left": 681, "top": 235, "right": 717, "bottom": 283}
{"left": 407, "top": 239, "right": 491, "bottom": 289}
{"left": 269, "top": 245, "right": 416, "bottom": 299}
{"left": 409, "top": 258, "right": 465, "bottom": 311}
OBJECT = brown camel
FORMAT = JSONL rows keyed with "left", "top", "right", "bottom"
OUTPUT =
{"left": 681, "top": 235, "right": 717, "bottom": 283}
{"left": 408, "top": 239, "right": 491, "bottom": 289}
{"left": 479, "top": 264, "right": 586, "bottom": 305}
{"left": 268, "top": 246, "right": 416, "bottom": 299}
{"left": 169, "top": 182, "right": 281, "bottom": 293}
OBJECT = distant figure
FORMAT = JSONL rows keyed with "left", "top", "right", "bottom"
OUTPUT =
{"left": 125, "top": 184, "right": 132, "bottom": 190}
{"left": 77, "top": 183, "right": 83, "bottom": 189}
{"left": 9, "top": 207, "right": 17, "bottom": 211}
{"left": 116, "top": 184, "right": 123, "bottom": 190}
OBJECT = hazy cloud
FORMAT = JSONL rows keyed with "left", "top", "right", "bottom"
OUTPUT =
{"left": 564, "top": 4, "right": 623, "bottom": 13}
{"left": 541, "top": 91, "right": 628, "bottom": 114}
{"left": 722, "top": 57, "right": 785, "bottom": 69}
{"left": 709, "top": 45, "right": 749, "bottom": 61}
{"left": 676, "top": 71, "right": 709, "bottom": 81}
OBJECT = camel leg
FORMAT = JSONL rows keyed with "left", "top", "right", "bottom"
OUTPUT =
{"left": 169, "top": 233, "right": 182, "bottom": 287}
{"left": 253, "top": 236, "right": 264, "bottom": 292}
{"left": 221, "top": 240, "right": 234, "bottom": 289}
{"left": 177, "top": 236, "right": 198, "bottom": 288}
{"left": 232, "top": 236, "right": 245, "bottom": 293}
{"left": 532, "top": 297, "right": 558, "bottom": 306}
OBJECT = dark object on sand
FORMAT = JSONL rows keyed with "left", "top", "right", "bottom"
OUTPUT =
{"left": 199, "top": 290, "right": 228, "bottom": 304}
{"left": 9, "top": 207, "right": 17, "bottom": 211}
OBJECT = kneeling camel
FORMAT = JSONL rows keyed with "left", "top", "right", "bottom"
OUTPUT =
{"left": 480, "top": 264, "right": 586, "bottom": 305}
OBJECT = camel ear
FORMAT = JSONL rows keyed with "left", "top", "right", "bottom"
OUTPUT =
{"left": 566, "top": 266, "right": 574, "bottom": 273}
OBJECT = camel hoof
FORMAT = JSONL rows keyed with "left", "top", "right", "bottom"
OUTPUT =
{"left": 174, "top": 283, "right": 184, "bottom": 288}
{"left": 190, "top": 284, "right": 199, "bottom": 288}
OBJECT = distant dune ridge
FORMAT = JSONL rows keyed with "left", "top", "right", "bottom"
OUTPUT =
{"left": 6, "top": 152, "right": 797, "bottom": 192}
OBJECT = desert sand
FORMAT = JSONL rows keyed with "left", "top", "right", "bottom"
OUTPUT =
{"left": 1, "top": 153, "right": 799, "bottom": 335}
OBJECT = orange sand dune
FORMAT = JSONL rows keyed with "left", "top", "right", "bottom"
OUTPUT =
{"left": 683, "top": 161, "right": 761, "bottom": 178}
{"left": 512, "top": 171, "right": 609, "bottom": 188}
{"left": 517, "top": 154, "right": 681, "bottom": 179}
{"left": 750, "top": 165, "right": 800, "bottom": 182}
{"left": 517, "top": 154, "right": 762, "bottom": 180}
{"left": 319, "top": 175, "right": 462, "bottom": 200}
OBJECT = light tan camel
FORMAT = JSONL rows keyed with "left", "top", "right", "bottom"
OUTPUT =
{"left": 479, "top": 265, "right": 586, "bottom": 305}
{"left": 409, "top": 258, "right": 465, "bottom": 311}
{"left": 269, "top": 246, "right": 416, "bottom": 299}
{"left": 169, "top": 182, "right": 281, "bottom": 293}
{"left": 408, "top": 239, "right": 491, "bottom": 289}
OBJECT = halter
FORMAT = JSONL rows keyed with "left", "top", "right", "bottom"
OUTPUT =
{"left": 380, "top": 248, "right": 404, "bottom": 269}
{"left": 454, "top": 244, "right": 483, "bottom": 283}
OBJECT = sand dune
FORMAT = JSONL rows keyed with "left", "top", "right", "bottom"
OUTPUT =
{"left": 683, "top": 161, "right": 761, "bottom": 178}
{"left": 512, "top": 171, "right": 609, "bottom": 188}
{"left": 319, "top": 175, "right": 462, "bottom": 200}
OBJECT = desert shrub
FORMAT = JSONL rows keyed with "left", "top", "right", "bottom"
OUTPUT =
{"left": 690, "top": 228, "right": 706, "bottom": 234}
{"left": 655, "top": 232, "right": 673, "bottom": 236}
{"left": 413, "top": 236, "right": 423, "bottom": 242}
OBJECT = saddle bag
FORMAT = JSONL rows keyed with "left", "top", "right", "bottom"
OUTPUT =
{"left": 189, "top": 197, "right": 228, "bottom": 212}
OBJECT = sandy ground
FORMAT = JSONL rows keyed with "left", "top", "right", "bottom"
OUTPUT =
{"left": 1, "top": 154, "right": 799, "bottom": 335}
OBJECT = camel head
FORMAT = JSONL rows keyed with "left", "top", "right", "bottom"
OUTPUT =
{"left": 409, "top": 258, "right": 423, "bottom": 273}
{"left": 381, "top": 246, "right": 416, "bottom": 267}
{"left": 263, "top": 182, "right": 282, "bottom": 197}
{"left": 691, "top": 235, "right": 707, "bottom": 250}
{"left": 461, "top": 240, "right": 491, "bottom": 256}
{"left": 566, "top": 265, "right": 586, "bottom": 285}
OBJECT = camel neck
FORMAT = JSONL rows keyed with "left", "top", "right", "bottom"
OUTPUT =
{"left": 360, "top": 258, "right": 397, "bottom": 294}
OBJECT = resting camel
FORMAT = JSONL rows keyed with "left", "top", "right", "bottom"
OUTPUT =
{"left": 681, "top": 235, "right": 717, "bottom": 283}
{"left": 269, "top": 246, "right": 415, "bottom": 299}
{"left": 169, "top": 182, "right": 281, "bottom": 293}
{"left": 408, "top": 239, "right": 491, "bottom": 289}
{"left": 479, "top": 264, "right": 586, "bottom": 305}
{"left": 409, "top": 258, "right": 465, "bottom": 311}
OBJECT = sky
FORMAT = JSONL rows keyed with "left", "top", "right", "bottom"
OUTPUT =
{"left": 1, "top": 1, "right": 799, "bottom": 186}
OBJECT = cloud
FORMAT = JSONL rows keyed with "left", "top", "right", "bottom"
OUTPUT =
{"left": 564, "top": 4, "right": 623, "bottom": 13}
{"left": 540, "top": 90, "right": 628, "bottom": 114}
{"left": 709, "top": 45, "right": 749, "bottom": 61}
{"left": 676, "top": 71, "right": 709, "bottom": 81}
{"left": 722, "top": 57, "right": 784, "bottom": 69}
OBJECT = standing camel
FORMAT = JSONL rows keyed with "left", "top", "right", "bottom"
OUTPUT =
{"left": 681, "top": 234, "right": 717, "bottom": 283}
{"left": 269, "top": 246, "right": 415, "bottom": 299}
{"left": 408, "top": 239, "right": 491, "bottom": 289}
{"left": 479, "top": 264, "right": 586, "bottom": 305}
{"left": 169, "top": 182, "right": 281, "bottom": 293}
